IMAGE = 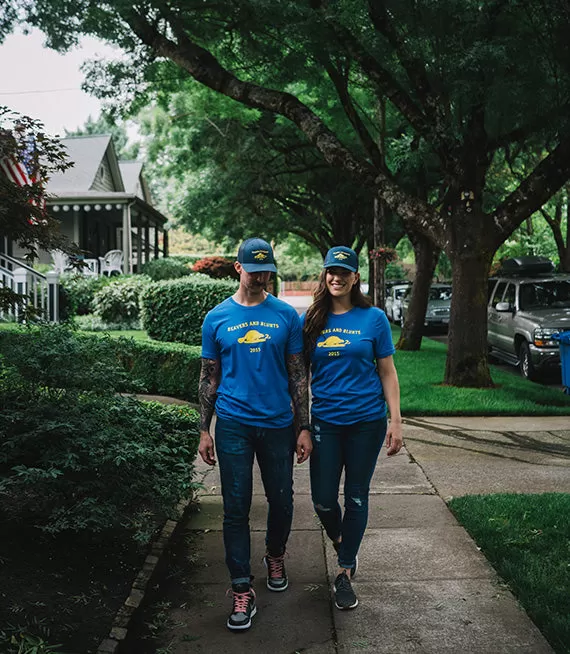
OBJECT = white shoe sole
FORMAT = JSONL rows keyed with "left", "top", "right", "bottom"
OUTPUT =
{"left": 335, "top": 598, "right": 359, "bottom": 610}
{"left": 227, "top": 605, "right": 257, "bottom": 630}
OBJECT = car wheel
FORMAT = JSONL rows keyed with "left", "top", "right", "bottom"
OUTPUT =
{"left": 519, "top": 341, "right": 538, "bottom": 381}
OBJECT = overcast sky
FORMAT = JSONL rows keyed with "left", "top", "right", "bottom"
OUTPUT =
{"left": 0, "top": 28, "right": 118, "bottom": 136}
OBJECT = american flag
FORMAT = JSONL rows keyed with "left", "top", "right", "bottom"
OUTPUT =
{"left": 0, "top": 154, "right": 33, "bottom": 186}
{"left": 0, "top": 137, "right": 46, "bottom": 217}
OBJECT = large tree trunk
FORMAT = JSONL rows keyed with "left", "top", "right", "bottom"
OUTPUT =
{"left": 396, "top": 232, "right": 440, "bottom": 350}
{"left": 444, "top": 251, "right": 494, "bottom": 387}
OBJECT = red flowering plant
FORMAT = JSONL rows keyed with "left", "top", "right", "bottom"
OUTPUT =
{"left": 369, "top": 247, "right": 398, "bottom": 264}
{"left": 192, "top": 256, "right": 240, "bottom": 280}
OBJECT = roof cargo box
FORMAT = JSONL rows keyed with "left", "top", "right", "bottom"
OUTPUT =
{"left": 498, "top": 256, "right": 555, "bottom": 276}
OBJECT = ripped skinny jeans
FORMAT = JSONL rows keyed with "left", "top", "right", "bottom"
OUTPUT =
{"left": 310, "top": 417, "right": 387, "bottom": 570}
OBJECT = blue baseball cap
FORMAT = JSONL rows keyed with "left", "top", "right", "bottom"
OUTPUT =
{"left": 323, "top": 246, "right": 359, "bottom": 273}
{"left": 237, "top": 237, "right": 277, "bottom": 273}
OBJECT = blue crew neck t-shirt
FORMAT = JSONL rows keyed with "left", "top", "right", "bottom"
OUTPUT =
{"left": 303, "top": 306, "right": 395, "bottom": 425}
{"left": 202, "top": 294, "right": 303, "bottom": 428}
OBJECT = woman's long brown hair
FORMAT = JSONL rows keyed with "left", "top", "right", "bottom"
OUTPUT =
{"left": 303, "top": 269, "right": 372, "bottom": 365}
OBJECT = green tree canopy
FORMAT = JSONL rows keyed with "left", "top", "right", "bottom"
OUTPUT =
{"left": 11, "top": 0, "right": 570, "bottom": 385}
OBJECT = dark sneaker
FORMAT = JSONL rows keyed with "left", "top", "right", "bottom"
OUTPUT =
{"left": 333, "top": 571, "right": 358, "bottom": 610}
{"left": 333, "top": 541, "right": 358, "bottom": 579}
{"left": 263, "top": 552, "right": 288, "bottom": 591}
{"left": 227, "top": 583, "right": 257, "bottom": 631}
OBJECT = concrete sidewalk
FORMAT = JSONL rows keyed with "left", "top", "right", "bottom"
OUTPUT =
{"left": 153, "top": 417, "right": 570, "bottom": 653}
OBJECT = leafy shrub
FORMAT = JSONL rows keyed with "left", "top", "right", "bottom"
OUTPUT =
{"left": 385, "top": 262, "right": 408, "bottom": 280}
{"left": 142, "top": 257, "right": 195, "bottom": 281}
{"left": 141, "top": 276, "right": 238, "bottom": 345}
{"left": 192, "top": 256, "right": 239, "bottom": 280}
{"left": 0, "top": 324, "right": 135, "bottom": 393}
{"left": 92, "top": 275, "right": 152, "bottom": 323}
{"left": 0, "top": 363, "right": 199, "bottom": 542}
{"left": 59, "top": 274, "right": 112, "bottom": 319}
{"left": 0, "top": 325, "right": 201, "bottom": 543}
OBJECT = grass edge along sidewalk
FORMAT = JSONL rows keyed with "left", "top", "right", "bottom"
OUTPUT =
{"left": 449, "top": 493, "right": 570, "bottom": 654}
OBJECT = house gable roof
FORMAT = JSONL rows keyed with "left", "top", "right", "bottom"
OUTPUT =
{"left": 119, "top": 161, "right": 153, "bottom": 203}
{"left": 46, "top": 135, "right": 125, "bottom": 194}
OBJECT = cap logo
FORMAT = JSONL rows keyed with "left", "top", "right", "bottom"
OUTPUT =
{"left": 253, "top": 250, "right": 268, "bottom": 260}
{"left": 334, "top": 251, "right": 349, "bottom": 260}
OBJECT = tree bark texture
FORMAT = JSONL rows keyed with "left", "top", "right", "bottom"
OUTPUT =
{"left": 396, "top": 232, "right": 440, "bottom": 351}
{"left": 444, "top": 251, "right": 495, "bottom": 387}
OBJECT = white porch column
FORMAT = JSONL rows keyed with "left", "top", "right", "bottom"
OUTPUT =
{"left": 46, "top": 271, "right": 60, "bottom": 322}
{"left": 122, "top": 204, "right": 133, "bottom": 274}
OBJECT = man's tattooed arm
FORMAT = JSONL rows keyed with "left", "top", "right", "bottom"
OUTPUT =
{"left": 199, "top": 357, "right": 221, "bottom": 432}
{"left": 286, "top": 352, "right": 310, "bottom": 427}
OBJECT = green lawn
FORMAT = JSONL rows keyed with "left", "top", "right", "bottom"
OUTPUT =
{"left": 391, "top": 326, "right": 570, "bottom": 415}
{"left": 449, "top": 493, "right": 570, "bottom": 654}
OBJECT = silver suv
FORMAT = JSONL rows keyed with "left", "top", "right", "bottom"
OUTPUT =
{"left": 487, "top": 257, "right": 570, "bottom": 380}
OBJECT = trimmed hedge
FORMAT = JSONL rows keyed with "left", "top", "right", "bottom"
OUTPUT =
{"left": 0, "top": 326, "right": 202, "bottom": 403}
{"left": 141, "top": 276, "right": 238, "bottom": 346}
{"left": 116, "top": 337, "right": 202, "bottom": 403}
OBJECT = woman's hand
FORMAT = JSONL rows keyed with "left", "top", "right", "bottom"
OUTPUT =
{"left": 385, "top": 420, "right": 403, "bottom": 456}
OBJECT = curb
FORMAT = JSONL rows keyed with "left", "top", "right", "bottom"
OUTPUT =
{"left": 96, "top": 498, "right": 190, "bottom": 654}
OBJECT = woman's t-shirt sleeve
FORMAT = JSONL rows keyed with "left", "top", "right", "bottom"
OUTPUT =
{"left": 373, "top": 309, "right": 396, "bottom": 359}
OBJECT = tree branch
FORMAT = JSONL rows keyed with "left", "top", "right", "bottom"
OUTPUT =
{"left": 491, "top": 135, "right": 570, "bottom": 248}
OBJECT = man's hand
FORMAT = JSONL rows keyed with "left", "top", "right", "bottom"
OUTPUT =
{"left": 198, "top": 430, "right": 216, "bottom": 466}
{"left": 385, "top": 420, "right": 403, "bottom": 456}
{"left": 296, "top": 429, "right": 313, "bottom": 464}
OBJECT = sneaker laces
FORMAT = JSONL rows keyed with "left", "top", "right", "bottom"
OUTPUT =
{"left": 336, "top": 572, "right": 352, "bottom": 592}
{"left": 265, "top": 552, "right": 286, "bottom": 579}
{"left": 226, "top": 587, "right": 254, "bottom": 614}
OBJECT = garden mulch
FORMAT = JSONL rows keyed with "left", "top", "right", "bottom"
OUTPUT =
{"left": 0, "top": 524, "right": 146, "bottom": 653}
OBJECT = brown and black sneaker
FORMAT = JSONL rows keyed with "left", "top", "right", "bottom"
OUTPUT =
{"left": 263, "top": 552, "right": 288, "bottom": 591}
{"left": 227, "top": 582, "right": 257, "bottom": 631}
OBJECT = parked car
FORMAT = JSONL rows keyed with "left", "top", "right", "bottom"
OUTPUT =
{"left": 400, "top": 283, "right": 452, "bottom": 329}
{"left": 385, "top": 282, "right": 411, "bottom": 322}
{"left": 487, "top": 256, "right": 570, "bottom": 380}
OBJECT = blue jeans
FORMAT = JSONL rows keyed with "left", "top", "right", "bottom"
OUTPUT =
{"left": 215, "top": 416, "right": 296, "bottom": 585}
{"left": 310, "top": 417, "right": 387, "bottom": 569}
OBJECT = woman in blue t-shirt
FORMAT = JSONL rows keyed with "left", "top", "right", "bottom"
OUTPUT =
{"left": 302, "top": 246, "right": 403, "bottom": 611}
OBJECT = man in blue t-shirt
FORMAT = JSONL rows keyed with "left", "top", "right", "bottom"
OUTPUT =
{"left": 199, "top": 237, "right": 312, "bottom": 632}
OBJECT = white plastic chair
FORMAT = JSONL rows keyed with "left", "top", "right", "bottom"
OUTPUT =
{"left": 99, "top": 250, "right": 124, "bottom": 276}
{"left": 50, "top": 250, "right": 71, "bottom": 274}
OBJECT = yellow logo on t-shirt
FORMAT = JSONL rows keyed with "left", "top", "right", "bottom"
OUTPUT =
{"left": 317, "top": 335, "right": 350, "bottom": 348}
{"left": 238, "top": 329, "right": 271, "bottom": 344}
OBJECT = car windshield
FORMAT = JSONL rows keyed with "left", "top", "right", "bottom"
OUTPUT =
{"left": 429, "top": 287, "right": 452, "bottom": 301}
{"left": 519, "top": 280, "right": 570, "bottom": 310}
{"left": 395, "top": 288, "right": 408, "bottom": 299}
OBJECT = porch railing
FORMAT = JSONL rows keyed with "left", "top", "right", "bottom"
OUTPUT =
{"left": 0, "top": 253, "right": 59, "bottom": 322}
